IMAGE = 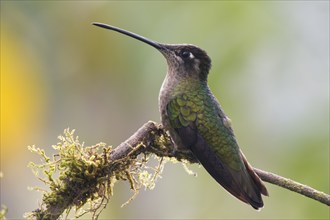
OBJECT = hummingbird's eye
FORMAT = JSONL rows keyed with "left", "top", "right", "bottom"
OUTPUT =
{"left": 180, "top": 50, "right": 194, "bottom": 59}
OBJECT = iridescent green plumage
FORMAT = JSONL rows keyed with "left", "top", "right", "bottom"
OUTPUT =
{"left": 167, "top": 88, "right": 242, "bottom": 170}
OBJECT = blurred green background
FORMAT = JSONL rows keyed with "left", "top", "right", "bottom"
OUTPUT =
{"left": 1, "top": 1, "right": 329, "bottom": 219}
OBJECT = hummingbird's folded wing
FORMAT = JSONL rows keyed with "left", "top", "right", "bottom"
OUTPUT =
{"left": 166, "top": 94, "right": 267, "bottom": 209}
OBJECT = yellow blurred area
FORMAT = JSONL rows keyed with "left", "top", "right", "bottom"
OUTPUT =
{"left": 1, "top": 27, "right": 47, "bottom": 160}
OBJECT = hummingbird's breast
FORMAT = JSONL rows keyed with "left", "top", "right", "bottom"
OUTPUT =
{"left": 159, "top": 73, "right": 193, "bottom": 119}
{"left": 158, "top": 73, "right": 176, "bottom": 131}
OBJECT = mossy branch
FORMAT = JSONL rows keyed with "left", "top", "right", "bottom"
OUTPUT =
{"left": 27, "top": 121, "right": 329, "bottom": 220}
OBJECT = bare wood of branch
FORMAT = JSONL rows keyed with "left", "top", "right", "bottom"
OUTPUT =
{"left": 33, "top": 121, "right": 330, "bottom": 220}
{"left": 254, "top": 168, "right": 330, "bottom": 206}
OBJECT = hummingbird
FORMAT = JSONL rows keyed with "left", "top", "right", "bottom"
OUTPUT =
{"left": 93, "top": 22, "right": 268, "bottom": 209}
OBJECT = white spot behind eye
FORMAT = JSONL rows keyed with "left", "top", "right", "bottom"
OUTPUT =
{"left": 189, "top": 52, "right": 194, "bottom": 59}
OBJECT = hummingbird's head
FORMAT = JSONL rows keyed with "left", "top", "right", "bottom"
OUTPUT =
{"left": 159, "top": 44, "right": 211, "bottom": 81}
{"left": 92, "top": 23, "right": 211, "bottom": 81}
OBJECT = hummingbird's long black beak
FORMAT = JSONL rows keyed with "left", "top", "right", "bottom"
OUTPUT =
{"left": 92, "top": 22, "right": 164, "bottom": 51}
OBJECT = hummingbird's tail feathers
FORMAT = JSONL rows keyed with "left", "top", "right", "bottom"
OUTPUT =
{"left": 186, "top": 132, "right": 267, "bottom": 210}
{"left": 240, "top": 150, "right": 269, "bottom": 197}
{"left": 220, "top": 158, "right": 266, "bottom": 210}
{"left": 230, "top": 170, "right": 264, "bottom": 210}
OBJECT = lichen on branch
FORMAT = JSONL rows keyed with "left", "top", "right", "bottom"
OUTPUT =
{"left": 26, "top": 129, "right": 114, "bottom": 220}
